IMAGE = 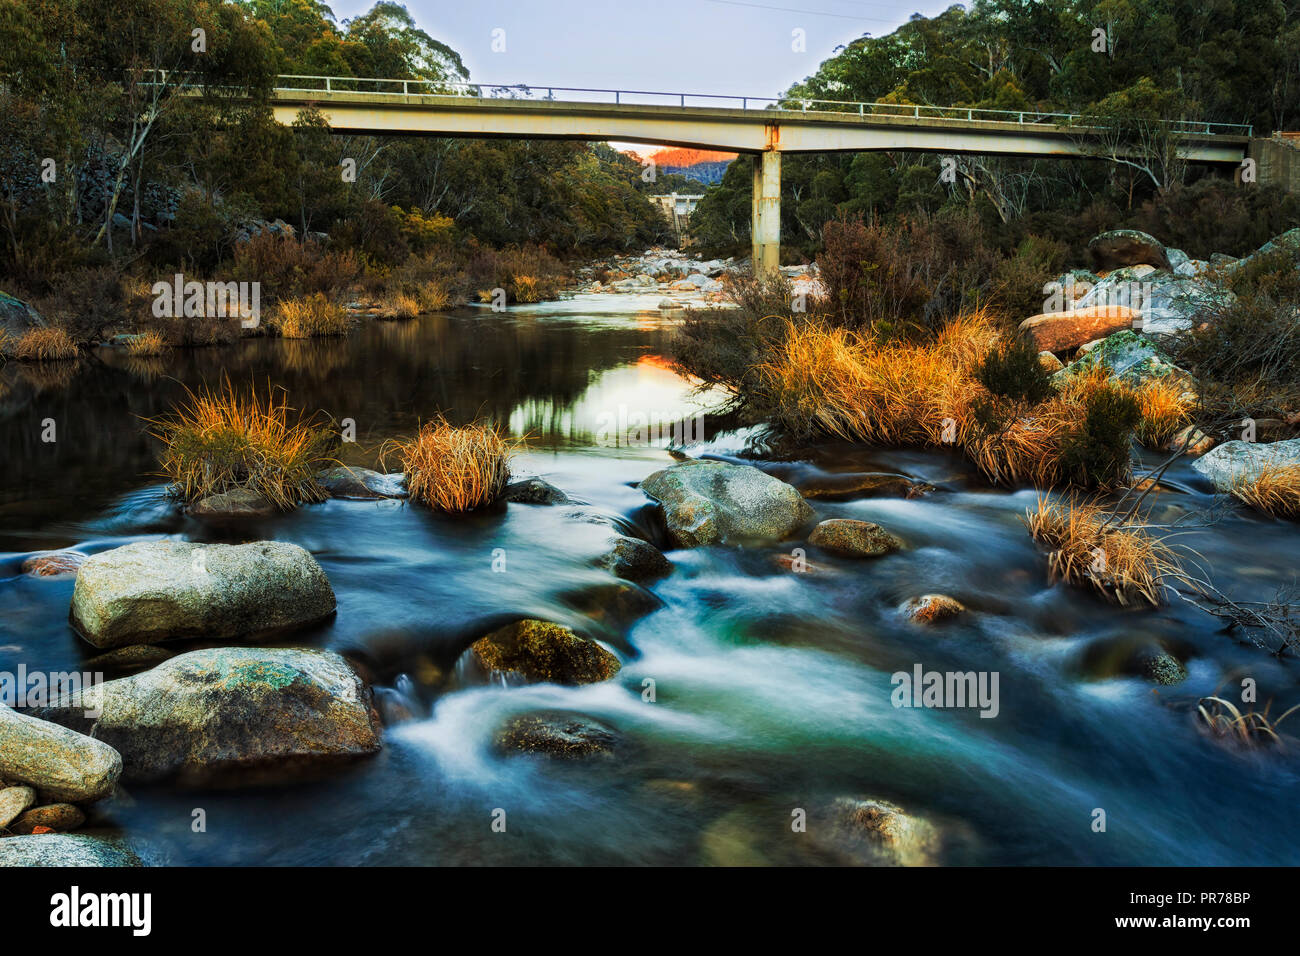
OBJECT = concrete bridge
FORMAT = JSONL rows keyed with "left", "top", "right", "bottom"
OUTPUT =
{"left": 239, "top": 76, "right": 1254, "bottom": 274}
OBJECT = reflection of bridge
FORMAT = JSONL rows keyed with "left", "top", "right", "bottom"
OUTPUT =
{"left": 198, "top": 74, "right": 1258, "bottom": 274}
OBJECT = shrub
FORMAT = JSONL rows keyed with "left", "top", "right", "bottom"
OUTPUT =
{"left": 13, "top": 326, "right": 77, "bottom": 361}
{"left": 270, "top": 294, "right": 350, "bottom": 338}
{"left": 382, "top": 418, "right": 512, "bottom": 512}
{"left": 414, "top": 280, "right": 451, "bottom": 311}
{"left": 1056, "top": 381, "right": 1141, "bottom": 489}
{"left": 232, "top": 233, "right": 361, "bottom": 302}
{"left": 1025, "top": 496, "right": 1178, "bottom": 607}
{"left": 146, "top": 381, "right": 338, "bottom": 509}
{"left": 975, "top": 335, "right": 1055, "bottom": 406}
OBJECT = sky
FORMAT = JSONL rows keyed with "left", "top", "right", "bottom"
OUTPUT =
{"left": 325, "top": 0, "right": 957, "bottom": 98}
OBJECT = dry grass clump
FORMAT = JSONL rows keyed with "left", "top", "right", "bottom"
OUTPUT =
{"left": 126, "top": 330, "right": 169, "bottom": 357}
{"left": 511, "top": 275, "right": 542, "bottom": 303}
{"left": 1232, "top": 464, "right": 1300, "bottom": 519}
{"left": 146, "top": 381, "right": 337, "bottom": 509}
{"left": 270, "top": 294, "right": 350, "bottom": 338}
{"left": 415, "top": 280, "right": 451, "bottom": 312}
{"left": 379, "top": 292, "right": 419, "bottom": 320}
{"left": 13, "top": 327, "right": 77, "bottom": 361}
{"left": 1197, "top": 696, "right": 1300, "bottom": 748}
{"left": 1024, "top": 496, "right": 1180, "bottom": 607}
{"left": 1133, "top": 377, "right": 1194, "bottom": 448}
{"left": 755, "top": 308, "right": 999, "bottom": 447}
{"left": 382, "top": 417, "right": 512, "bottom": 512}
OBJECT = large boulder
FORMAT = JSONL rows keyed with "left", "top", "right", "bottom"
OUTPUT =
{"left": 34, "top": 647, "right": 382, "bottom": 786}
{"left": 469, "top": 619, "right": 620, "bottom": 685}
{"left": 0, "top": 704, "right": 122, "bottom": 803}
{"left": 1088, "top": 229, "right": 1170, "bottom": 271}
{"left": 1053, "top": 329, "right": 1195, "bottom": 392}
{"left": 0, "top": 785, "right": 36, "bottom": 828}
{"left": 69, "top": 540, "right": 336, "bottom": 649}
{"left": 1070, "top": 267, "right": 1233, "bottom": 335}
{"left": 0, "top": 834, "right": 141, "bottom": 867}
{"left": 0, "top": 291, "right": 46, "bottom": 357}
{"left": 1191, "top": 438, "right": 1300, "bottom": 492}
{"left": 640, "top": 460, "right": 814, "bottom": 547}
{"left": 1018, "top": 305, "right": 1138, "bottom": 353}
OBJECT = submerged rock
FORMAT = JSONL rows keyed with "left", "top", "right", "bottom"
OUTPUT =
{"left": 902, "top": 594, "right": 966, "bottom": 623}
{"left": 21, "top": 550, "right": 87, "bottom": 578}
{"left": 808, "top": 519, "right": 901, "bottom": 558}
{"left": 797, "top": 473, "right": 925, "bottom": 500}
{"left": 69, "top": 539, "right": 336, "bottom": 649}
{"left": 0, "top": 704, "right": 121, "bottom": 803}
{"left": 187, "top": 487, "right": 278, "bottom": 518}
{"left": 819, "top": 796, "right": 942, "bottom": 866}
{"left": 0, "top": 834, "right": 141, "bottom": 867}
{"left": 470, "top": 619, "right": 620, "bottom": 685}
{"left": 9, "top": 803, "right": 86, "bottom": 834}
{"left": 316, "top": 466, "right": 407, "bottom": 499}
{"left": 495, "top": 711, "right": 619, "bottom": 758}
{"left": 34, "top": 647, "right": 382, "bottom": 787}
{"left": 1191, "top": 437, "right": 1300, "bottom": 492}
{"left": 596, "top": 535, "right": 672, "bottom": 582}
{"left": 640, "top": 460, "right": 814, "bottom": 547}
{"left": 1131, "top": 647, "right": 1188, "bottom": 685}
{"left": 502, "top": 477, "right": 570, "bottom": 505}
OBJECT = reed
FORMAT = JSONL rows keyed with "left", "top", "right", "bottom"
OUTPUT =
{"left": 1232, "top": 463, "right": 1300, "bottom": 519}
{"left": 271, "top": 294, "right": 350, "bottom": 338}
{"left": 126, "top": 330, "right": 169, "bottom": 357}
{"left": 13, "top": 326, "right": 77, "bottom": 361}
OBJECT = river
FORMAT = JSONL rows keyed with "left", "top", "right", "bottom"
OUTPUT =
{"left": 2, "top": 293, "right": 1299, "bottom": 865}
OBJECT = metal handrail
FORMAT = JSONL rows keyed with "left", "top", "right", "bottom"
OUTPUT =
{"left": 137, "top": 71, "right": 1256, "bottom": 137}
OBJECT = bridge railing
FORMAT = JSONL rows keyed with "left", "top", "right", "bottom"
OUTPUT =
{"left": 140, "top": 72, "right": 1254, "bottom": 137}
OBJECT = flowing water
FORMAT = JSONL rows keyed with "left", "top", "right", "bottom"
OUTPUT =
{"left": 2, "top": 293, "right": 1299, "bottom": 865}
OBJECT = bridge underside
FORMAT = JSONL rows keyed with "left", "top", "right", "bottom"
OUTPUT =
{"left": 271, "top": 91, "right": 1250, "bottom": 274}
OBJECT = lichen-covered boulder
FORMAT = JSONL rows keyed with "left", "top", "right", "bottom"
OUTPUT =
{"left": 69, "top": 540, "right": 336, "bottom": 648}
{"left": 470, "top": 619, "right": 620, "bottom": 685}
{"left": 0, "top": 704, "right": 121, "bottom": 803}
{"left": 640, "top": 460, "right": 814, "bottom": 547}
{"left": 1053, "top": 329, "right": 1196, "bottom": 392}
{"left": 1191, "top": 438, "right": 1300, "bottom": 492}
{"left": 0, "top": 834, "right": 141, "bottom": 867}
{"left": 808, "top": 519, "right": 901, "bottom": 558}
{"left": 33, "top": 647, "right": 382, "bottom": 787}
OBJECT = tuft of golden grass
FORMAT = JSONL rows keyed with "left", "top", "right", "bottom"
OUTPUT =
{"left": 146, "top": 380, "right": 337, "bottom": 509}
{"left": 510, "top": 275, "right": 542, "bottom": 304}
{"left": 379, "top": 292, "right": 419, "bottom": 320}
{"left": 1232, "top": 463, "right": 1300, "bottom": 519}
{"left": 755, "top": 309, "right": 999, "bottom": 447}
{"left": 14, "top": 326, "right": 77, "bottom": 361}
{"left": 126, "top": 330, "right": 169, "bottom": 357}
{"left": 1024, "top": 495, "right": 1179, "bottom": 607}
{"left": 382, "top": 417, "right": 512, "bottom": 512}
{"left": 270, "top": 294, "right": 350, "bottom": 338}
{"left": 415, "top": 280, "right": 451, "bottom": 312}
{"left": 1133, "top": 378, "right": 1193, "bottom": 449}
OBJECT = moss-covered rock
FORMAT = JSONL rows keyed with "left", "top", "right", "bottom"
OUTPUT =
{"left": 495, "top": 711, "right": 618, "bottom": 758}
{"left": 470, "top": 619, "right": 620, "bottom": 685}
{"left": 808, "top": 519, "right": 901, "bottom": 558}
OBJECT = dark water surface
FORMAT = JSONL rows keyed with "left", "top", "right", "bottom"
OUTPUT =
{"left": 2, "top": 293, "right": 1300, "bottom": 865}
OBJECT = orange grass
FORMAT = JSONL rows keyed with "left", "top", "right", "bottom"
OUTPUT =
{"left": 382, "top": 417, "right": 512, "bottom": 512}
{"left": 13, "top": 327, "right": 77, "bottom": 361}
{"left": 1024, "top": 495, "right": 1180, "bottom": 607}
{"left": 146, "top": 380, "right": 337, "bottom": 508}
{"left": 271, "top": 294, "right": 350, "bottom": 338}
{"left": 1232, "top": 463, "right": 1300, "bottom": 519}
{"left": 126, "top": 330, "right": 169, "bottom": 357}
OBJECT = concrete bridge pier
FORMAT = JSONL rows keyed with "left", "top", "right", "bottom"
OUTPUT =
{"left": 751, "top": 150, "right": 781, "bottom": 277}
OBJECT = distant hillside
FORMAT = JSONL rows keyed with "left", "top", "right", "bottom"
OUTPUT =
{"left": 626, "top": 147, "right": 736, "bottom": 185}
